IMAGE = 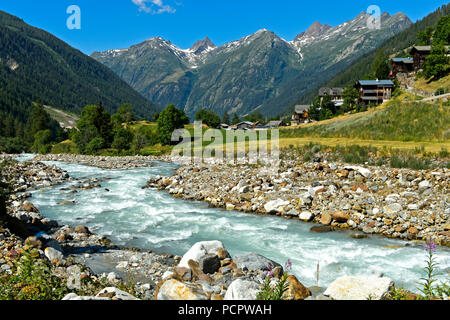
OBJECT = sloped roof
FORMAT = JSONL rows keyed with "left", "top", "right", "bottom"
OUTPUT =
{"left": 319, "top": 87, "right": 345, "bottom": 96}
{"left": 358, "top": 80, "right": 394, "bottom": 86}
{"left": 267, "top": 120, "right": 283, "bottom": 127}
{"left": 294, "top": 105, "right": 310, "bottom": 113}
{"left": 392, "top": 57, "right": 413, "bottom": 63}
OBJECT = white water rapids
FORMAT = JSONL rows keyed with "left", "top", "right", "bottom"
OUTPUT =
{"left": 21, "top": 157, "right": 449, "bottom": 292}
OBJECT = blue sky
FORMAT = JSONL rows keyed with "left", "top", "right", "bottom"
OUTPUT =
{"left": 0, "top": 0, "right": 447, "bottom": 54}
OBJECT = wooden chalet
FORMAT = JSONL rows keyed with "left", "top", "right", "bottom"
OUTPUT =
{"left": 390, "top": 57, "right": 414, "bottom": 77}
{"left": 319, "top": 87, "right": 345, "bottom": 105}
{"left": 355, "top": 80, "right": 394, "bottom": 105}
{"left": 410, "top": 45, "right": 450, "bottom": 71}
{"left": 291, "top": 105, "right": 309, "bottom": 125}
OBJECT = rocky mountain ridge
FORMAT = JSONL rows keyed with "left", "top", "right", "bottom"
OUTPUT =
{"left": 92, "top": 11, "right": 412, "bottom": 118}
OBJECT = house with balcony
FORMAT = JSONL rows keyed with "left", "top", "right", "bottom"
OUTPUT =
{"left": 319, "top": 87, "right": 345, "bottom": 107}
{"left": 355, "top": 80, "right": 394, "bottom": 105}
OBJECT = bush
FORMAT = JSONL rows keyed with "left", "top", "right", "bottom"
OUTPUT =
{"left": 32, "top": 130, "right": 52, "bottom": 154}
{"left": 390, "top": 156, "right": 431, "bottom": 170}
{"left": 84, "top": 138, "right": 106, "bottom": 155}
{"left": 112, "top": 128, "right": 134, "bottom": 152}
{"left": 0, "top": 249, "right": 70, "bottom": 300}
{"left": 0, "top": 137, "right": 27, "bottom": 154}
{"left": 51, "top": 141, "right": 78, "bottom": 154}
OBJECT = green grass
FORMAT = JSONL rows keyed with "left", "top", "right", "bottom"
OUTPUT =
{"left": 280, "top": 101, "right": 450, "bottom": 143}
{"left": 282, "top": 142, "right": 449, "bottom": 170}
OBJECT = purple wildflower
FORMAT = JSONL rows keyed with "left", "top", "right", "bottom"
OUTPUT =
{"left": 265, "top": 263, "right": 274, "bottom": 278}
{"left": 285, "top": 259, "right": 292, "bottom": 272}
{"left": 424, "top": 239, "right": 436, "bottom": 253}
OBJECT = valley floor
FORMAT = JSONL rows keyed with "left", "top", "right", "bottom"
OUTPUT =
{"left": 1, "top": 153, "right": 449, "bottom": 301}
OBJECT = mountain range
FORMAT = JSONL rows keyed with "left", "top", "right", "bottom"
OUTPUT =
{"left": 0, "top": 10, "right": 159, "bottom": 123}
{"left": 92, "top": 11, "right": 412, "bottom": 118}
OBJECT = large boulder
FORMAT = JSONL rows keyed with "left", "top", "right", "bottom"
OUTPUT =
{"left": 224, "top": 279, "right": 261, "bottom": 300}
{"left": 157, "top": 279, "right": 208, "bottom": 300}
{"left": 198, "top": 254, "right": 221, "bottom": 274}
{"left": 234, "top": 252, "right": 282, "bottom": 273}
{"left": 23, "top": 201, "right": 39, "bottom": 213}
{"left": 178, "top": 241, "right": 228, "bottom": 269}
{"left": 285, "top": 275, "right": 312, "bottom": 300}
{"left": 324, "top": 276, "right": 394, "bottom": 300}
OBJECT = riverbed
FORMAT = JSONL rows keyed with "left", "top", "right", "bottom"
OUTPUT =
{"left": 26, "top": 158, "right": 450, "bottom": 292}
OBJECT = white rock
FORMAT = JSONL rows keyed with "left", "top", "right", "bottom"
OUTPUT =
{"left": 116, "top": 261, "right": 129, "bottom": 270}
{"left": 157, "top": 279, "right": 208, "bottom": 300}
{"left": 285, "top": 209, "right": 299, "bottom": 217}
{"left": 239, "top": 186, "right": 250, "bottom": 193}
{"left": 226, "top": 203, "right": 235, "bottom": 210}
{"left": 62, "top": 293, "right": 111, "bottom": 301}
{"left": 344, "top": 166, "right": 373, "bottom": 179}
{"left": 96, "top": 287, "right": 140, "bottom": 300}
{"left": 224, "top": 279, "right": 261, "bottom": 300}
{"left": 299, "top": 211, "right": 313, "bottom": 221}
{"left": 419, "top": 180, "right": 431, "bottom": 190}
{"left": 324, "top": 276, "right": 394, "bottom": 300}
{"left": 178, "top": 241, "right": 225, "bottom": 269}
{"left": 107, "top": 272, "right": 120, "bottom": 283}
{"left": 162, "top": 271, "right": 174, "bottom": 280}
{"left": 44, "top": 247, "right": 64, "bottom": 264}
{"left": 383, "top": 203, "right": 403, "bottom": 217}
{"left": 264, "top": 199, "right": 289, "bottom": 214}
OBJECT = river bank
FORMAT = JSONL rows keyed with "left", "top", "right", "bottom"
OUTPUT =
{"left": 144, "top": 157, "right": 450, "bottom": 246}
{"left": 1, "top": 154, "right": 449, "bottom": 300}
{"left": 0, "top": 156, "right": 314, "bottom": 300}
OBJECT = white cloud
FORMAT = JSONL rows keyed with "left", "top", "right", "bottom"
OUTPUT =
{"left": 132, "top": 0, "right": 176, "bottom": 14}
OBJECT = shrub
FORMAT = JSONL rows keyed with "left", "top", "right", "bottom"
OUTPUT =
{"left": 257, "top": 261, "right": 292, "bottom": 301}
{"left": 0, "top": 249, "right": 70, "bottom": 300}
{"left": 84, "top": 137, "right": 106, "bottom": 155}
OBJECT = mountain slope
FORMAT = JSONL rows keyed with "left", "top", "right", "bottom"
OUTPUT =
{"left": 288, "top": 3, "right": 450, "bottom": 110}
{"left": 258, "top": 12, "right": 412, "bottom": 116}
{"left": 92, "top": 11, "right": 411, "bottom": 118}
{"left": 0, "top": 10, "right": 159, "bottom": 123}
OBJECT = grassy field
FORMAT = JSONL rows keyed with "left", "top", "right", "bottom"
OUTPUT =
{"left": 278, "top": 137, "right": 450, "bottom": 154}
{"left": 280, "top": 99, "right": 450, "bottom": 143}
{"left": 414, "top": 74, "right": 450, "bottom": 94}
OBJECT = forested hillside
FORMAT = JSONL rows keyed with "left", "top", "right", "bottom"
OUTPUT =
{"left": 0, "top": 10, "right": 159, "bottom": 149}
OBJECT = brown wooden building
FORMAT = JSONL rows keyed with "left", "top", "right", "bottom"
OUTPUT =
{"left": 390, "top": 57, "right": 414, "bottom": 77}
{"left": 319, "top": 87, "right": 345, "bottom": 104}
{"left": 410, "top": 45, "right": 450, "bottom": 71}
{"left": 410, "top": 46, "right": 431, "bottom": 71}
{"left": 355, "top": 80, "right": 394, "bottom": 105}
{"left": 291, "top": 105, "right": 309, "bottom": 125}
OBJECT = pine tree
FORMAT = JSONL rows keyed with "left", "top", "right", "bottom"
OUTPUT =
{"left": 372, "top": 48, "right": 390, "bottom": 80}
{"left": 222, "top": 111, "right": 230, "bottom": 125}
{"left": 231, "top": 113, "right": 240, "bottom": 125}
